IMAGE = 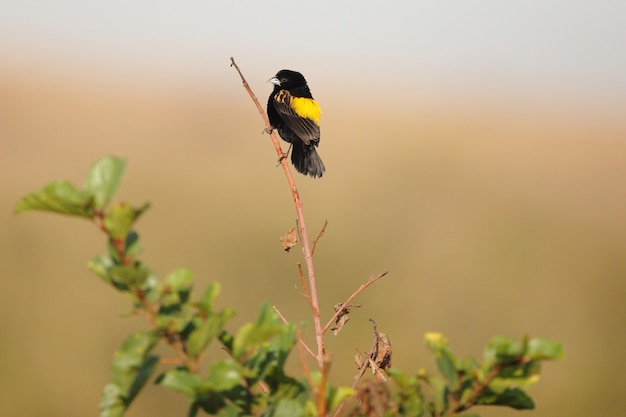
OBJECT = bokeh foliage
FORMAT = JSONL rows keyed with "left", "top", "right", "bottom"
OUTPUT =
{"left": 14, "top": 156, "right": 562, "bottom": 416}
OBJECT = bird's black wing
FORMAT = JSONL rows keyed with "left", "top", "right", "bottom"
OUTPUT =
{"left": 272, "top": 90, "right": 320, "bottom": 145}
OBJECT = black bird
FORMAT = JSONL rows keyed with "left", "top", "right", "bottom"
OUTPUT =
{"left": 267, "top": 69, "right": 325, "bottom": 178}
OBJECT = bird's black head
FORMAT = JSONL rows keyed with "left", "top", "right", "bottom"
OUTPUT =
{"left": 269, "top": 69, "right": 307, "bottom": 90}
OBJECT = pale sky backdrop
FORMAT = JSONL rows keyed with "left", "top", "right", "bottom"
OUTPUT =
{"left": 2, "top": 1, "right": 625, "bottom": 103}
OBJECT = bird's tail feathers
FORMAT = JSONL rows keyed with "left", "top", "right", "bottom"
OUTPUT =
{"left": 291, "top": 142, "right": 325, "bottom": 178}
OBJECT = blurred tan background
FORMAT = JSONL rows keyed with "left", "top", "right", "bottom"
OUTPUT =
{"left": 2, "top": 2, "right": 626, "bottom": 417}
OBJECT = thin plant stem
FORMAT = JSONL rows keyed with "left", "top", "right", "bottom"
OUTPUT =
{"left": 322, "top": 271, "right": 388, "bottom": 334}
{"left": 273, "top": 305, "right": 317, "bottom": 360}
{"left": 230, "top": 57, "right": 326, "bottom": 372}
{"left": 311, "top": 220, "right": 328, "bottom": 256}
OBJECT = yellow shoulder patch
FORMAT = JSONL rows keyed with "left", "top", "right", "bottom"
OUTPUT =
{"left": 291, "top": 97, "right": 322, "bottom": 124}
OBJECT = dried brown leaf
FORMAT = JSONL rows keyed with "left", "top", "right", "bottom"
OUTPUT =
{"left": 279, "top": 227, "right": 297, "bottom": 252}
{"left": 374, "top": 332, "right": 392, "bottom": 371}
{"left": 331, "top": 302, "right": 360, "bottom": 335}
{"left": 351, "top": 380, "right": 394, "bottom": 417}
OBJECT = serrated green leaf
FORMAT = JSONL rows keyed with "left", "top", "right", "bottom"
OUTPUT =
{"left": 233, "top": 304, "right": 282, "bottom": 359}
{"left": 527, "top": 338, "right": 564, "bottom": 360}
{"left": 157, "top": 369, "right": 205, "bottom": 400}
{"left": 231, "top": 311, "right": 296, "bottom": 389}
{"left": 100, "top": 332, "right": 159, "bottom": 417}
{"left": 475, "top": 387, "right": 535, "bottom": 409}
{"left": 186, "top": 314, "right": 227, "bottom": 359}
{"left": 111, "top": 332, "right": 159, "bottom": 383}
{"left": 14, "top": 180, "right": 95, "bottom": 217}
{"left": 205, "top": 361, "right": 243, "bottom": 392}
{"left": 109, "top": 263, "right": 149, "bottom": 290}
{"left": 237, "top": 331, "right": 291, "bottom": 384}
{"left": 83, "top": 156, "right": 126, "bottom": 209}
{"left": 103, "top": 202, "right": 150, "bottom": 240}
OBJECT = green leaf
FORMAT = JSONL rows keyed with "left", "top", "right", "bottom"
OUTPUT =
{"left": 99, "top": 383, "right": 125, "bottom": 417}
{"left": 157, "top": 273, "right": 229, "bottom": 339}
{"left": 424, "top": 332, "right": 459, "bottom": 389}
{"left": 475, "top": 387, "right": 535, "bottom": 410}
{"left": 195, "top": 282, "right": 222, "bottom": 314}
{"left": 187, "top": 314, "right": 230, "bottom": 359}
{"left": 88, "top": 255, "right": 116, "bottom": 285}
{"left": 389, "top": 368, "right": 425, "bottom": 417}
{"left": 233, "top": 304, "right": 282, "bottom": 359}
{"left": 158, "top": 369, "right": 205, "bottom": 400}
{"left": 527, "top": 338, "right": 564, "bottom": 360}
{"left": 124, "top": 230, "right": 143, "bottom": 257}
{"left": 215, "top": 403, "right": 249, "bottom": 417}
{"left": 205, "top": 361, "right": 243, "bottom": 392}
{"left": 185, "top": 284, "right": 234, "bottom": 359}
{"left": 264, "top": 380, "right": 311, "bottom": 417}
{"left": 84, "top": 156, "right": 126, "bottom": 209}
{"left": 92, "top": 254, "right": 156, "bottom": 295}
{"left": 327, "top": 386, "right": 355, "bottom": 414}
{"left": 103, "top": 202, "right": 150, "bottom": 240}
{"left": 111, "top": 332, "right": 159, "bottom": 385}
{"left": 484, "top": 335, "right": 524, "bottom": 364}
{"left": 187, "top": 403, "right": 201, "bottom": 417}
{"left": 125, "top": 355, "right": 159, "bottom": 404}
{"left": 458, "top": 355, "right": 480, "bottom": 374}
{"left": 417, "top": 370, "right": 447, "bottom": 414}
{"left": 108, "top": 263, "right": 149, "bottom": 290}
{"left": 100, "top": 332, "right": 159, "bottom": 417}
{"left": 14, "top": 180, "right": 95, "bottom": 218}
{"left": 162, "top": 268, "right": 195, "bottom": 305}
{"left": 272, "top": 399, "right": 305, "bottom": 417}
{"left": 489, "top": 360, "right": 542, "bottom": 392}
{"left": 231, "top": 309, "right": 296, "bottom": 388}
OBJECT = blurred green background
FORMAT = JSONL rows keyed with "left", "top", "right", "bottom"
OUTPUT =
{"left": 1, "top": 2, "right": 625, "bottom": 416}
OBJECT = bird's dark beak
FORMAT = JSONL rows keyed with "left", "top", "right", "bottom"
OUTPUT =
{"left": 268, "top": 76, "right": 280, "bottom": 86}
